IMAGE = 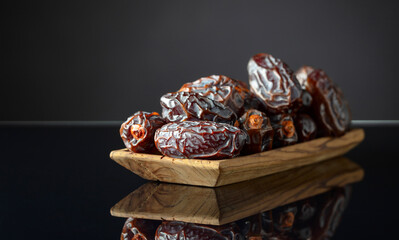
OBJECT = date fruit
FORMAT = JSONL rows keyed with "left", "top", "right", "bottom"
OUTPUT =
{"left": 179, "top": 75, "right": 251, "bottom": 116}
{"left": 294, "top": 114, "right": 317, "bottom": 142}
{"left": 248, "top": 53, "right": 302, "bottom": 113}
{"left": 161, "top": 91, "right": 237, "bottom": 125}
{"left": 304, "top": 69, "right": 351, "bottom": 136}
{"left": 121, "top": 217, "right": 158, "bottom": 240}
{"left": 154, "top": 121, "right": 247, "bottom": 159}
{"left": 155, "top": 221, "right": 242, "bottom": 240}
{"left": 237, "top": 109, "right": 274, "bottom": 154}
{"left": 295, "top": 65, "right": 315, "bottom": 87}
{"left": 271, "top": 114, "right": 298, "bottom": 148}
{"left": 120, "top": 111, "right": 166, "bottom": 153}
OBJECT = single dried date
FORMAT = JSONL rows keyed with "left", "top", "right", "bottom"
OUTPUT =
{"left": 121, "top": 217, "right": 158, "bottom": 240}
{"left": 161, "top": 91, "right": 237, "bottom": 125}
{"left": 294, "top": 114, "right": 317, "bottom": 142}
{"left": 248, "top": 53, "right": 302, "bottom": 114}
{"left": 120, "top": 111, "right": 166, "bottom": 153}
{"left": 154, "top": 121, "right": 247, "bottom": 159}
{"left": 271, "top": 114, "right": 298, "bottom": 148}
{"left": 155, "top": 221, "right": 242, "bottom": 240}
{"left": 237, "top": 109, "right": 274, "bottom": 154}
{"left": 179, "top": 75, "right": 251, "bottom": 116}
{"left": 305, "top": 69, "right": 351, "bottom": 136}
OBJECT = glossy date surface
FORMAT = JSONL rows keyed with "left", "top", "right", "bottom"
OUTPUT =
{"left": 179, "top": 75, "right": 251, "bottom": 116}
{"left": 248, "top": 53, "right": 302, "bottom": 113}
{"left": 294, "top": 114, "right": 317, "bottom": 142}
{"left": 161, "top": 91, "right": 237, "bottom": 125}
{"left": 295, "top": 65, "right": 315, "bottom": 87}
{"left": 305, "top": 69, "right": 351, "bottom": 136}
{"left": 154, "top": 121, "right": 247, "bottom": 159}
{"left": 237, "top": 109, "right": 274, "bottom": 154}
{"left": 120, "top": 111, "right": 166, "bottom": 153}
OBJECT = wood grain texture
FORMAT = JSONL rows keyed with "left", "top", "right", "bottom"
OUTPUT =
{"left": 110, "top": 128, "right": 364, "bottom": 187}
{"left": 110, "top": 157, "right": 364, "bottom": 225}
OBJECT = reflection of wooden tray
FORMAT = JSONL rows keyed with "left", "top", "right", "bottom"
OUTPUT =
{"left": 110, "top": 157, "right": 364, "bottom": 225}
{"left": 110, "top": 128, "right": 364, "bottom": 187}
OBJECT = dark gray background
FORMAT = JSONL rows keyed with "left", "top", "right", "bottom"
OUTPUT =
{"left": 2, "top": 0, "right": 398, "bottom": 121}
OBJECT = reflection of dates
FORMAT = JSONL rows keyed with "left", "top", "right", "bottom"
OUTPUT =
{"left": 237, "top": 109, "right": 274, "bottom": 154}
{"left": 271, "top": 114, "right": 298, "bottom": 148}
{"left": 248, "top": 53, "right": 302, "bottom": 113}
{"left": 161, "top": 91, "right": 237, "bottom": 125}
{"left": 120, "top": 111, "right": 166, "bottom": 153}
{"left": 305, "top": 69, "right": 351, "bottom": 136}
{"left": 154, "top": 121, "right": 247, "bottom": 159}
{"left": 121, "top": 217, "right": 158, "bottom": 240}
{"left": 294, "top": 114, "right": 317, "bottom": 142}
{"left": 179, "top": 75, "right": 251, "bottom": 116}
{"left": 155, "top": 221, "right": 242, "bottom": 240}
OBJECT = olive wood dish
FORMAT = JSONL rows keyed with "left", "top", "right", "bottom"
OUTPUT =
{"left": 110, "top": 157, "right": 364, "bottom": 225}
{"left": 110, "top": 128, "right": 364, "bottom": 187}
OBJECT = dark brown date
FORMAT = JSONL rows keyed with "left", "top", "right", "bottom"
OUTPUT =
{"left": 305, "top": 69, "right": 351, "bottom": 136}
{"left": 179, "top": 75, "right": 251, "bottom": 116}
{"left": 248, "top": 53, "right": 302, "bottom": 114}
{"left": 155, "top": 221, "right": 242, "bottom": 240}
{"left": 120, "top": 111, "right": 166, "bottom": 153}
{"left": 121, "top": 217, "right": 158, "bottom": 240}
{"left": 271, "top": 114, "right": 298, "bottom": 148}
{"left": 237, "top": 109, "right": 274, "bottom": 154}
{"left": 154, "top": 121, "right": 247, "bottom": 159}
{"left": 161, "top": 91, "right": 237, "bottom": 125}
{"left": 295, "top": 65, "right": 315, "bottom": 87}
{"left": 294, "top": 114, "right": 317, "bottom": 142}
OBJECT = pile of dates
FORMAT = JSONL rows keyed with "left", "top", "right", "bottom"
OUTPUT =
{"left": 121, "top": 187, "right": 351, "bottom": 240}
{"left": 120, "top": 53, "right": 351, "bottom": 159}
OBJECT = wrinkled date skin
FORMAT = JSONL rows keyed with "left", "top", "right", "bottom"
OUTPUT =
{"left": 237, "top": 109, "right": 274, "bottom": 154}
{"left": 248, "top": 53, "right": 302, "bottom": 114}
{"left": 121, "top": 218, "right": 158, "bottom": 240}
{"left": 154, "top": 121, "right": 247, "bottom": 159}
{"left": 155, "top": 221, "right": 242, "bottom": 240}
{"left": 161, "top": 92, "right": 237, "bottom": 125}
{"left": 294, "top": 114, "right": 317, "bottom": 142}
{"left": 305, "top": 69, "right": 351, "bottom": 137}
{"left": 120, "top": 111, "right": 166, "bottom": 153}
{"left": 271, "top": 114, "right": 298, "bottom": 148}
{"left": 179, "top": 75, "right": 252, "bottom": 116}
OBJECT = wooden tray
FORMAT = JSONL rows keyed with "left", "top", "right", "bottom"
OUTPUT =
{"left": 110, "top": 157, "right": 364, "bottom": 225}
{"left": 110, "top": 128, "right": 364, "bottom": 187}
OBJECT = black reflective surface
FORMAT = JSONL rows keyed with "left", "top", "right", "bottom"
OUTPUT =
{"left": 1, "top": 125, "right": 399, "bottom": 239}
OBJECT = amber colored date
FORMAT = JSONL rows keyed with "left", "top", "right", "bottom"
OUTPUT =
{"left": 154, "top": 121, "right": 247, "bottom": 159}
{"left": 120, "top": 111, "right": 166, "bottom": 153}
{"left": 179, "top": 75, "right": 251, "bottom": 116}
{"left": 305, "top": 69, "right": 351, "bottom": 136}
{"left": 161, "top": 91, "right": 237, "bottom": 125}
{"left": 155, "top": 221, "right": 242, "bottom": 240}
{"left": 121, "top": 218, "right": 158, "bottom": 240}
{"left": 294, "top": 114, "right": 317, "bottom": 142}
{"left": 248, "top": 53, "right": 302, "bottom": 114}
{"left": 271, "top": 114, "right": 298, "bottom": 148}
{"left": 237, "top": 109, "right": 274, "bottom": 154}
